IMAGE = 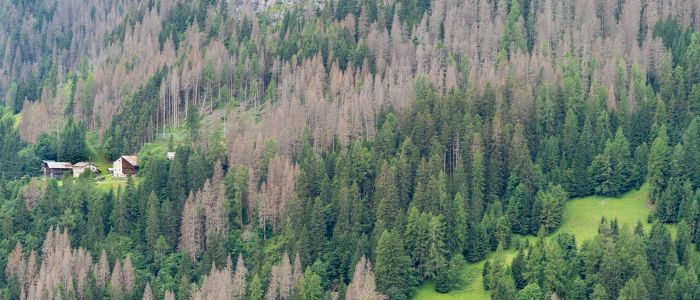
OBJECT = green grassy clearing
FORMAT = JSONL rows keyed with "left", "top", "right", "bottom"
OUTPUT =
{"left": 75, "top": 132, "right": 135, "bottom": 192}
{"left": 414, "top": 250, "right": 518, "bottom": 300}
{"left": 95, "top": 176, "right": 128, "bottom": 191}
{"left": 86, "top": 138, "right": 110, "bottom": 174}
{"left": 414, "top": 184, "right": 656, "bottom": 299}
{"left": 553, "top": 183, "right": 653, "bottom": 243}
{"left": 414, "top": 261, "right": 490, "bottom": 300}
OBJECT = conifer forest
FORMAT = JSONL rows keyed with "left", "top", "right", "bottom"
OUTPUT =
{"left": 2, "top": 0, "right": 700, "bottom": 299}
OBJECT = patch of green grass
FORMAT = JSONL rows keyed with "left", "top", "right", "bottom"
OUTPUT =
{"left": 85, "top": 133, "right": 112, "bottom": 175}
{"left": 414, "top": 184, "right": 657, "bottom": 299}
{"left": 414, "top": 251, "right": 517, "bottom": 300}
{"left": 82, "top": 135, "right": 131, "bottom": 191}
{"left": 95, "top": 176, "right": 128, "bottom": 191}
{"left": 92, "top": 158, "right": 111, "bottom": 176}
{"left": 554, "top": 183, "right": 652, "bottom": 244}
{"left": 414, "top": 259, "right": 490, "bottom": 300}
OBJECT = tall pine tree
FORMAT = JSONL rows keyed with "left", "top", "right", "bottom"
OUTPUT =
{"left": 375, "top": 230, "right": 417, "bottom": 300}
{"left": 648, "top": 126, "right": 671, "bottom": 203}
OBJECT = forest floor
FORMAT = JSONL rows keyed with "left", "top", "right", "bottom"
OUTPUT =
{"left": 414, "top": 184, "right": 654, "bottom": 299}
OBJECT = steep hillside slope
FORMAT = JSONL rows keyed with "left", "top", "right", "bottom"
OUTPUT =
{"left": 2, "top": 1, "right": 700, "bottom": 299}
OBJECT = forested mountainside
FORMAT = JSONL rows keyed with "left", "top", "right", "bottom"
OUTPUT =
{"left": 1, "top": 0, "right": 700, "bottom": 299}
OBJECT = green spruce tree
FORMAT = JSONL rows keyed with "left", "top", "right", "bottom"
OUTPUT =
{"left": 145, "top": 192, "right": 161, "bottom": 248}
{"left": 375, "top": 230, "right": 417, "bottom": 300}
{"left": 648, "top": 125, "right": 671, "bottom": 203}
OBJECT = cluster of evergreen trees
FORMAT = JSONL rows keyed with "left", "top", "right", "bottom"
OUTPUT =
{"left": 0, "top": 107, "right": 24, "bottom": 178}
{"left": 0, "top": 107, "right": 40, "bottom": 178}
{"left": 4, "top": 0, "right": 700, "bottom": 299}
{"left": 102, "top": 69, "right": 167, "bottom": 160}
{"left": 57, "top": 118, "right": 89, "bottom": 163}
{"left": 32, "top": 118, "right": 89, "bottom": 164}
{"left": 0, "top": 105, "right": 90, "bottom": 179}
{"left": 485, "top": 219, "right": 700, "bottom": 300}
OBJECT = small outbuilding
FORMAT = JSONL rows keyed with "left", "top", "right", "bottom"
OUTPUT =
{"left": 112, "top": 156, "right": 138, "bottom": 178}
{"left": 72, "top": 162, "right": 99, "bottom": 177}
{"left": 167, "top": 152, "right": 176, "bottom": 161}
{"left": 42, "top": 161, "right": 73, "bottom": 179}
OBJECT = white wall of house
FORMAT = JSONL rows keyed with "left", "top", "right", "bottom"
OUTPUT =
{"left": 73, "top": 167, "right": 88, "bottom": 178}
{"left": 73, "top": 164, "right": 97, "bottom": 177}
{"left": 113, "top": 157, "right": 125, "bottom": 178}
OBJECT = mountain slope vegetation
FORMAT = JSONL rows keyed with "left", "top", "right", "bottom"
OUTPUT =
{"left": 0, "top": 0, "right": 700, "bottom": 299}
{"left": 415, "top": 183, "right": 657, "bottom": 299}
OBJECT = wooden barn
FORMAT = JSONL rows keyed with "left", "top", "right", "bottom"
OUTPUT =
{"left": 112, "top": 156, "right": 138, "bottom": 178}
{"left": 42, "top": 161, "right": 73, "bottom": 179}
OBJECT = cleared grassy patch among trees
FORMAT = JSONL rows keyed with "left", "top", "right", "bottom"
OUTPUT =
{"left": 554, "top": 184, "right": 651, "bottom": 244}
{"left": 415, "top": 185, "right": 655, "bottom": 299}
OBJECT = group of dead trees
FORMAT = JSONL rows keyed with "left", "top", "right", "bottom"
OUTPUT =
{"left": 5, "top": 227, "right": 135, "bottom": 299}
{"left": 10, "top": 0, "right": 700, "bottom": 161}
{"left": 180, "top": 161, "right": 229, "bottom": 261}
{"left": 190, "top": 254, "right": 248, "bottom": 300}
{"left": 5, "top": 226, "right": 383, "bottom": 299}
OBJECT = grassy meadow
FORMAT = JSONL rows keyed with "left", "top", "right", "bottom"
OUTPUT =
{"left": 414, "top": 184, "right": 655, "bottom": 299}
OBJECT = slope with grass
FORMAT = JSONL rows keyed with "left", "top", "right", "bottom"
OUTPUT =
{"left": 414, "top": 184, "right": 654, "bottom": 299}
{"left": 414, "top": 259, "right": 490, "bottom": 300}
{"left": 554, "top": 184, "right": 652, "bottom": 243}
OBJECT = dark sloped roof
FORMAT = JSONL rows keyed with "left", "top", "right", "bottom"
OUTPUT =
{"left": 43, "top": 161, "right": 73, "bottom": 169}
{"left": 121, "top": 156, "right": 138, "bottom": 167}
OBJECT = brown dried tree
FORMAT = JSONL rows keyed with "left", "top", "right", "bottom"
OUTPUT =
{"left": 164, "top": 291, "right": 176, "bottom": 300}
{"left": 95, "top": 249, "right": 110, "bottom": 290}
{"left": 5, "top": 242, "right": 24, "bottom": 282}
{"left": 199, "top": 263, "right": 233, "bottom": 299}
{"left": 232, "top": 254, "right": 248, "bottom": 300}
{"left": 22, "top": 178, "right": 45, "bottom": 210}
{"left": 122, "top": 255, "right": 135, "bottom": 294}
{"left": 11, "top": 227, "right": 95, "bottom": 299}
{"left": 346, "top": 256, "right": 385, "bottom": 300}
{"left": 258, "top": 155, "right": 297, "bottom": 237}
{"left": 74, "top": 248, "right": 93, "bottom": 299}
{"left": 202, "top": 160, "right": 228, "bottom": 246}
{"left": 266, "top": 252, "right": 294, "bottom": 300}
{"left": 180, "top": 192, "right": 204, "bottom": 261}
{"left": 292, "top": 252, "right": 302, "bottom": 287}
{"left": 142, "top": 282, "right": 153, "bottom": 300}
{"left": 110, "top": 259, "right": 124, "bottom": 298}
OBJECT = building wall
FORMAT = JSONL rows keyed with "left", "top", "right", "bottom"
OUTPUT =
{"left": 73, "top": 168, "right": 86, "bottom": 178}
{"left": 113, "top": 158, "right": 125, "bottom": 177}
{"left": 113, "top": 158, "right": 136, "bottom": 178}
{"left": 73, "top": 166, "right": 95, "bottom": 177}
{"left": 122, "top": 162, "right": 136, "bottom": 176}
{"left": 48, "top": 169, "right": 69, "bottom": 179}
